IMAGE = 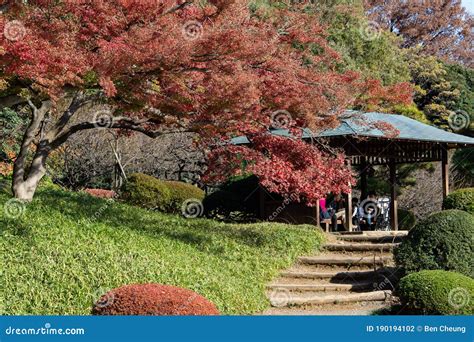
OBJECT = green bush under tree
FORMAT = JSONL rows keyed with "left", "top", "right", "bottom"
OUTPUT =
{"left": 394, "top": 210, "right": 474, "bottom": 277}
{"left": 397, "top": 270, "right": 474, "bottom": 315}
{"left": 122, "top": 173, "right": 205, "bottom": 214}
{"left": 443, "top": 188, "right": 474, "bottom": 214}
{"left": 397, "top": 208, "right": 416, "bottom": 231}
{"left": 203, "top": 175, "right": 260, "bottom": 222}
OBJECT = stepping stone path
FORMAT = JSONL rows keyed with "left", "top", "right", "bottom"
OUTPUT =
{"left": 263, "top": 231, "right": 408, "bottom": 315}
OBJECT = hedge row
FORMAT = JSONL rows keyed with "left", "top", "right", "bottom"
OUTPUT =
{"left": 443, "top": 188, "right": 474, "bottom": 214}
{"left": 122, "top": 173, "right": 205, "bottom": 214}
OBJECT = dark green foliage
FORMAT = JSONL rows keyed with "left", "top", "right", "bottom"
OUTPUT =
{"left": 0, "top": 108, "right": 28, "bottom": 165}
{"left": 443, "top": 63, "right": 474, "bottom": 135}
{"left": 398, "top": 208, "right": 416, "bottom": 231}
{"left": 397, "top": 270, "right": 474, "bottom": 315}
{"left": 443, "top": 188, "right": 474, "bottom": 214}
{"left": 357, "top": 163, "right": 434, "bottom": 196}
{"left": 203, "top": 175, "right": 260, "bottom": 222}
{"left": 122, "top": 173, "right": 204, "bottom": 214}
{"left": 452, "top": 149, "right": 474, "bottom": 187}
{"left": 394, "top": 210, "right": 474, "bottom": 277}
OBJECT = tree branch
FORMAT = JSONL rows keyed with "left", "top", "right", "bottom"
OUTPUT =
{"left": 12, "top": 100, "right": 51, "bottom": 185}
{"left": 50, "top": 117, "right": 191, "bottom": 150}
{"left": 161, "top": 0, "right": 194, "bottom": 16}
{"left": 47, "top": 91, "right": 104, "bottom": 140}
{"left": 0, "top": 95, "right": 27, "bottom": 109}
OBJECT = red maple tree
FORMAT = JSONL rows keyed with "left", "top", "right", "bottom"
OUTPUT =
{"left": 0, "top": 0, "right": 410, "bottom": 202}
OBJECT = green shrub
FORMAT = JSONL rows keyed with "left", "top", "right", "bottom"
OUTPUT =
{"left": 203, "top": 175, "right": 259, "bottom": 222}
{"left": 122, "top": 173, "right": 204, "bottom": 214}
{"left": 398, "top": 208, "right": 416, "bottom": 231}
{"left": 165, "top": 180, "right": 205, "bottom": 212}
{"left": 122, "top": 173, "right": 172, "bottom": 211}
{"left": 397, "top": 270, "right": 474, "bottom": 315}
{"left": 394, "top": 210, "right": 474, "bottom": 277}
{"left": 443, "top": 188, "right": 474, "bottom": 214}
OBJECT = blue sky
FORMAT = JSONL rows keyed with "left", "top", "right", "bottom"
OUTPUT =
{"left": 463, "top": 0, "right": 474, "bottom": 14}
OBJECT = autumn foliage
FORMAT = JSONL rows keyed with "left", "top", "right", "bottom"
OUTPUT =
{"left": 92, "top": 284, "right": 219, "bottom": 316}
{"left": 364, "top": 0, "right": 473, "bottom": 67}
{"left": 0, "top": 0, "right": 411, "bottom": 201}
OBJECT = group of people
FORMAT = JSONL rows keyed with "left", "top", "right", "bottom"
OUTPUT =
{"left": 319, "top": 192, "right": 389, "bottom": 231}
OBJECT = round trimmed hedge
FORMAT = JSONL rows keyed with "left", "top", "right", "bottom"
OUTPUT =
{"left": 394, "top": 210, "right": 474, "bottom": 277}
{"left": 122, "top": 173, "right": 204, "bottom": 214}
{"left": 443, "top": 188, "right": 474, "bottom": 214}
{"left": 397, "top": 270, "right": 474, "bottom": 315}
{"left": 92, "top": 284, "right": 219, "bottom": 315}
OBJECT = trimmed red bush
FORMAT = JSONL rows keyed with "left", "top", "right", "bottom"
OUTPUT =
{"left": 84, "top": 188, "right": 117, "bottom": 199}
{"left": 92, "top": 284, "right": 219, "bottom": 316}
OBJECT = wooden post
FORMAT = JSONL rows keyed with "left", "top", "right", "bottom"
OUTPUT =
{"left": 389, "top": 159, "right": 398, "bottom": 231}
{"left": 315, "top": 199, "right": 321, "bottom": 229}
{"left": 344, "top": 192, "right": 353, "bottom": 232}
{"left": 259, "top": 187, "right": 266, "bottom": 221}
{"left": 360, "top": 156, "right": 368, "bottom": 201}
{"left": 441, "top": 146, "right": 449, "bottom": 201}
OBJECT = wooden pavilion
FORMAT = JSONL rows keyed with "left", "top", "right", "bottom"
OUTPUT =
{"left": 232, "top": 111, "right": 474, "bottom": 231}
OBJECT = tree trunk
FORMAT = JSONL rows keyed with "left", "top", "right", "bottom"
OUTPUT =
{"left": 11, "top": 100, "right": 51, "bottom": 201}
{"left": 12, "top": 143, "right": 50, "bottom": 201}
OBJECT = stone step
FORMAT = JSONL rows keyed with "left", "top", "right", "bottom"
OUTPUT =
{"left": 267, "top": 281, "right": 374, "bottom": 292}
{"left": 299, "top": 255, "right": 393, "bottom": 266}
{"left": 336, "top": 233, "right": 407, "bottom": 244}
{"left": 280, "top": 269, "right": 388, "bottom": 280}
{"left": 324, "top": 243, "right": 399, "bottom": 252}
{"left": 283, "top": 263, "right": 386, "bottom": 274}
{"left": 269, "top": 290, "right": 393, "bottom": 307}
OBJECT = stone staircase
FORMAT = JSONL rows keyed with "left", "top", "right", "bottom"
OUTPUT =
{"left": 264, "top": 231, "right": 407, "bottom": 315}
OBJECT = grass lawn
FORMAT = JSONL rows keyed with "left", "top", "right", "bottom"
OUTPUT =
{"left": 0, "top": 181, "right": 323, "bottom": 315}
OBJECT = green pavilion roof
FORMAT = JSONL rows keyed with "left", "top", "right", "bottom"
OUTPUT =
{"left": 231, "top": 111, "right": 474, "bottom": 147}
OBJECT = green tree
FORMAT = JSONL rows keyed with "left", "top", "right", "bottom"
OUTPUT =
{"left": 443, "top": 63, "right": 474, "bottom": 135}
{"left": 307, "top": 0, "right": 411, "bottom": 86}
{"left": 251, "top": 0, "right": 411, "bottom": 86}
{"left": 406, "top": 53, "right": 461, "bottom": 129}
